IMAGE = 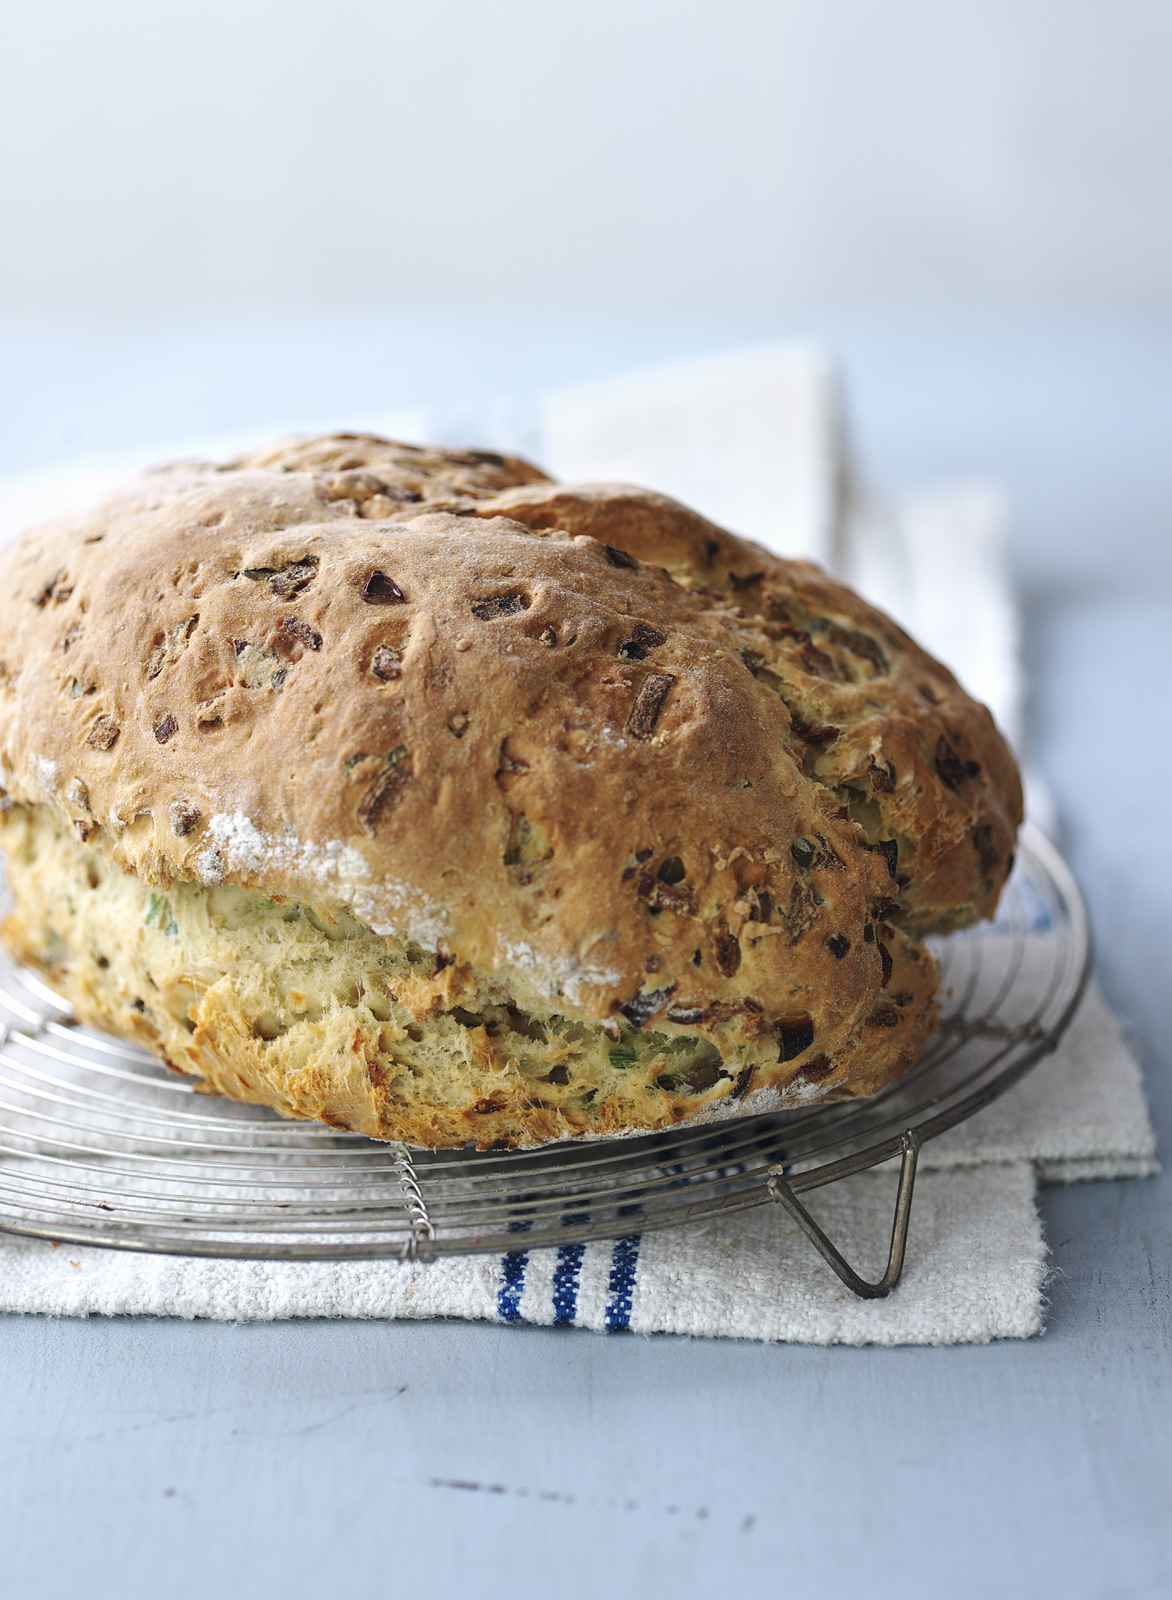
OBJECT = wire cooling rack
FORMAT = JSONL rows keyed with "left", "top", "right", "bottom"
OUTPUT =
{"left": 0, "top": 822, "right": 1089, "bottom": 1293}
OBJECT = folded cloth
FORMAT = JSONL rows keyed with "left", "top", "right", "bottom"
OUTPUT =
{"left": 538, "top": 342, "right": 841, "bottom": 567}
{"left": 0, "top": 1164, "right": 1043, "bottom": 1345}
{"left": 841, "top": 481, "right": 1021, "bottom": 748}
{"left": 927, "top": 981, "right": 1157, "bottom": 1183}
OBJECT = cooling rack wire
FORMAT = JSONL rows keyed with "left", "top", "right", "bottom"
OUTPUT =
{"left": 0, "top": 822, "right": 1088, "bottom": 1298}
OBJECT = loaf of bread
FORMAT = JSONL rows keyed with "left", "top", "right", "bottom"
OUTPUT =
{"left": 0, "top": 434, "right": 1022, "bottom": 1148}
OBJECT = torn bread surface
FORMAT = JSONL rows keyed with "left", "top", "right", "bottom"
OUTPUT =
{"left": 0, "top": 803, "right": 938, "bottom": 1149}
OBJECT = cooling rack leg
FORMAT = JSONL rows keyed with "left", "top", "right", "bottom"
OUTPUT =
{"left": 767, "top": 1129, "right": 923, "bottom": 1300}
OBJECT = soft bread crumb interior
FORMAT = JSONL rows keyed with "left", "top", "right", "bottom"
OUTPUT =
{"left": 1, "top": 803, "right": 787, "bottom": 1145}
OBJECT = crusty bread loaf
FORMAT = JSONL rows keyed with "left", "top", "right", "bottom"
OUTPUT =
{"left": 0, "top": 434, "right": 1021, "bottom": 1148}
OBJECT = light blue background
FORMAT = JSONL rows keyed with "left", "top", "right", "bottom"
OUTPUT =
{"left": 4, "top": 2, "right": 1172, "bottom": 315}
{"left": 2, "top": 3, "right": 1171, "bottom": 1588}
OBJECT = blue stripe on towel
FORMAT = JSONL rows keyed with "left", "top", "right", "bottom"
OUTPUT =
{"left": 497, "top": 1221, "right": 533, "bottom": 1323}
{"left": 604, "top": 1234, "right": 641, "bottom": 1332}
{"left": 552, "top": 1242, "right": 587, "bottom": 1326}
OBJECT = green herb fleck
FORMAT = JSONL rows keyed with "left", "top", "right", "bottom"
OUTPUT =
{"left": 608, "top": 1048, "right": 638, "bottom": 1070}
{"left": 145, "top": 893, "right": 178, "bottom": 937}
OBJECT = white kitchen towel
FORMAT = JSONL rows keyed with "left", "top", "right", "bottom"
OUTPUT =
{"left": 0, "top": 1163, "right": 1044, "bottom": 1345}
{"left": 840, "top": 482, "right": 1021, "bottom": 748}
{"left": 926, "top": 981, "right": 1156, "bottom": 1183}
{"left": 538, "top": 342, "right": 842, "bottom": 567}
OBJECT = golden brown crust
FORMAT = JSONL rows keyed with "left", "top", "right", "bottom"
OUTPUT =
{"left": 482, "top": 481, "right": 1023, "bottom": 931}
{"left": 0, "top": 433, "right": 1021, "bottom": 1146}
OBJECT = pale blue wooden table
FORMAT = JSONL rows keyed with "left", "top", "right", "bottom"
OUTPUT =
{"left": 0, "top": 313, "right": 1168, "bottom": 1599}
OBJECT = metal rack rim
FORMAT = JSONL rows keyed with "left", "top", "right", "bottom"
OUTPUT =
{"left": 0, "top": 822, "right": 1090, "bottom": 1289}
